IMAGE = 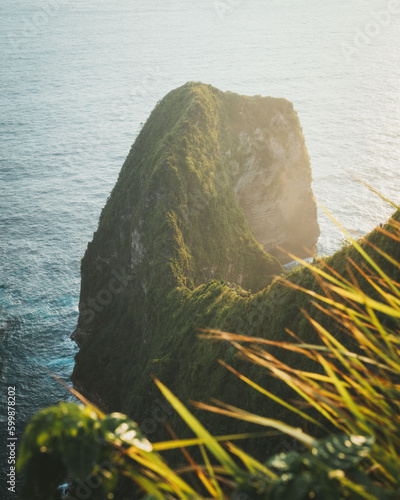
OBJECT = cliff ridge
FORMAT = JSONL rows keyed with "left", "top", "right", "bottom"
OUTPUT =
{"left": 72, "top": 82, "right": 320, "bottom": 439}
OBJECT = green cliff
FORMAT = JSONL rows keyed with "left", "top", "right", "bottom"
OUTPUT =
{"left": 71, "top": 82, "right": 320, "bottom": 444}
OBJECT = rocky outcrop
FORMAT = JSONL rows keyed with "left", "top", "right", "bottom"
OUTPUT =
{"left": 71, "top": 82, "right": 319, "bottom": 437}
{"left": 232, "top": 121, "right": 319, "bottom": 262}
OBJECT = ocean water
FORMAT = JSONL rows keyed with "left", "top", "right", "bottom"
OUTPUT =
{"left": 0, "top": 0, "right": 399, "bottom": 487}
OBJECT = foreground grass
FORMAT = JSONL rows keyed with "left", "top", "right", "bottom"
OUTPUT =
{"left": 17, "top": 213, "right": 400, "bottom": 499}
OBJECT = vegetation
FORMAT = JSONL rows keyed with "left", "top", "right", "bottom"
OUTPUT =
{"left": 18, "top": 208, "right": 400, "bottom": 499}
{"left": 72, "top": 82, "right": 318, "bottom": 446}
{"left": 27, "top": 82, "right": 398, "bottom": 498}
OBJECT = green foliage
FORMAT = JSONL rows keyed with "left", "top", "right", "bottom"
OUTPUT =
{"left": 203, "top": 210, "right": 400, "bottom": 495}
{"left": 72, "top": 82, "right": 316, "bottom": 437}
{"left": 248, "top": 434, "right": 380, "bottom": 500}
{"left": 73, "top": 208, "right": 400, "bottom": 461}
{"left": 19, "top": 208, "right": 400, "bottom": 499}
{"left": 34, "top": 81, "right": 400, "bottom": 498}
{"left": 17, "top": 391, "right": 387, "bottom": 499}
{"left": 17, "top": 403, "right": 118, "bottom": 500}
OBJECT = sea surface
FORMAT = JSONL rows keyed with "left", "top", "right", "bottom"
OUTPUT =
{"left": 0, "top": 0, "right": 399, "bottom": 489}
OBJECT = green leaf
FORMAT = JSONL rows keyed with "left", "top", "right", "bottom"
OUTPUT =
{"left": 154, "top": 378, "right": 243, "bottom": 477}
{"left": 101, "top": 412, "right": 153, "bottom": 452}
{"left": 271, "top": 472, "right": 314, "bottom": 500}
{"left": 266, "top": 451, "right": 302, "bottom": 473}
{"left": 304, "top": 434, "right": 374, "bottom": 471}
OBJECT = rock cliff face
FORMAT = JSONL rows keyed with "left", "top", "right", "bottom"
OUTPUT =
{"left": 71, "top": 82, "right": 319, "bottom": 438}
{"left": 232, "top": 123, "right": 319, "bottom": 261}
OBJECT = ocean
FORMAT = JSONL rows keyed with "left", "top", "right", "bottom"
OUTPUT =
{"left": 0, "top": 0, "right": 399, "bottom": 491}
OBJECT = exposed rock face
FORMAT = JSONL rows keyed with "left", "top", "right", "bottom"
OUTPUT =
{"left": 232, "top": 115, "right": 318, "bottom": 262}
{"left": 71, "top": 82, "right": 319, "bottom": 436}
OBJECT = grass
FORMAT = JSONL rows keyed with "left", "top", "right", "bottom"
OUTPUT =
{"left": 17, "top": 207, "right": 400, "bottom": 499}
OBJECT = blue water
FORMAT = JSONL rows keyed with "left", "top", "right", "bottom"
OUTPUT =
{"left": 1, "top": 0, "right": 399, "bottom": 491}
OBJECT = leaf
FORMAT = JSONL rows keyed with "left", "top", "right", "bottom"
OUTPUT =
{"left": 271, "top": 472, "right": 314, "bottom": 500}
{"left": 266, "top": 451, "right": 302, "bottom": 473}
{"left": 304, "top": 434, "right": 374, "bottom": 471}
{"left": 154, "top": 378, "right": 243, "bottom": 477}
{"left": 101, "top": 412, "right": 153, "bottom": 452}
{"left": 194, "top": 400, "right": 317, "bottom": 448}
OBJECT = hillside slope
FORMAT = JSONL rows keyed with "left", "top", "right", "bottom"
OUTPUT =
{"left": 71, "top": 82, "right": 320, "bottom": 446}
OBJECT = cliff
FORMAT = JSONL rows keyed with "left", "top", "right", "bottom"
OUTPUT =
{"left": 71, "top": 82, "right": 320, "bottom": 443}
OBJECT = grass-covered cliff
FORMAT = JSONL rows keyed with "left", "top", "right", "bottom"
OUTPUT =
{"left": 71, "top": 82, "right": 320, "bottom": 447}
{"left": 20, "top": 81, "right": 400, "bottom": 499}
{"left": 21, "top": 204, "right": 400, "bottom": 500}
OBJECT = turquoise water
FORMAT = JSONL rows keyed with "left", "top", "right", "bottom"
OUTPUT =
{"left": 1, "top": 0, "right": 399, "bottom": 488}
